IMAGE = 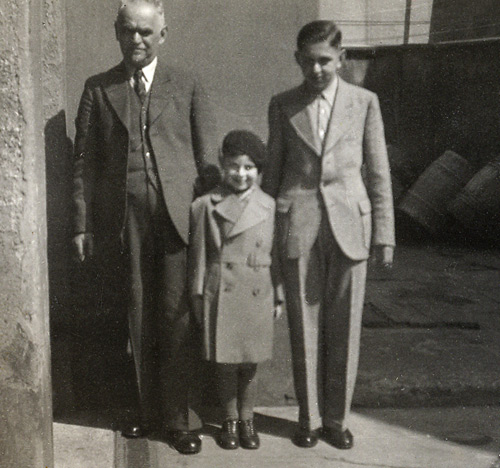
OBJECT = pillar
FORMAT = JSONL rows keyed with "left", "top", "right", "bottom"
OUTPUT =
{"left": 0, "top": 0, "right": 54, "bottom": 466}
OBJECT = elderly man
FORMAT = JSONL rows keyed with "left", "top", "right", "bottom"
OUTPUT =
{"left": 72, "top": 0, "right": 216, "bottom": 454}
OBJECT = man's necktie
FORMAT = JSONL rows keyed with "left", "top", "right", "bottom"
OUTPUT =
{"left": 133, "top": 69, "right": 147, "bottom": 102}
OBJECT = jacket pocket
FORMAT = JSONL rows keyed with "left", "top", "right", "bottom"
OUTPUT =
{"left": 359, "top": 199, "right": 372, "bottom": 249}
{"left": 246, "top": 253, "right": 272, "bottom": 268}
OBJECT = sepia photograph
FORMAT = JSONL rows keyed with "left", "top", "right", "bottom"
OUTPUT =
{"left": 1, "top": 1, "right": 499, "bottom": 467}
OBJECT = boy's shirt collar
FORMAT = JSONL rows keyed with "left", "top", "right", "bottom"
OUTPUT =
{"left": 303, "top": 74, "right": 339, "bottom": 103}
{"left": 319, "top": 75, "right": 338, "bottom": 105}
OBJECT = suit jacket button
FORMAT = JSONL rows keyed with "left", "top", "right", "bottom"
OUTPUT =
{"left": 225, "top": 262, "right": 233, "bottom": 270}
{"left": 224, "top": 285, "right": 233, "bottom": 293}
{"left": 252, "top": 288, "right": 260, "bottom": 296}
{"left": 256, "top": 240, "right": 262, "bottom": 247}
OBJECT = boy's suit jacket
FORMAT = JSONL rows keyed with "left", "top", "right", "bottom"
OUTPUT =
{"left": 262, "top": 78, "right": 395, "bottom": 260}
{"left": 189, "top": 186, "right": 282, "bottom": 363}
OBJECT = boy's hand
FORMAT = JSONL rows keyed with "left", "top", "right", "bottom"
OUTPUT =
{"left": 191, "top": 295, "right": 203, "bottom": 325}
{"left": 371, "top": 245, "right": 394, "bottom": 269}
{"left": 273, "top": 302, "right": 284, "bottom": 320}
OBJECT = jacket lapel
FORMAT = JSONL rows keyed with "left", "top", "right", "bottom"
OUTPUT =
{"left": 286, "top": 85, "right": 322, "bottom": 156}
{"left": 148, "top": 62, "right": 173, "bottom": 127}
{"left": 103, "top": 62, "right": 130, "bottom": 131}
{"left": 228, "top": 188, "right": 272, "bottom": 238}
{"left": 322, "top": 78, "right": 354, "bottom": 155}
{"left": 213, "top": 194, "right": 242, "bottom": 225}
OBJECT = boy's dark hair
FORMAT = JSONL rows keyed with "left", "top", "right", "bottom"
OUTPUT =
{"left": 297, "top": 20, "right": 342, "bottom": 50}
{"left": 222, "top": 130, "right": 266, "bottom": 172}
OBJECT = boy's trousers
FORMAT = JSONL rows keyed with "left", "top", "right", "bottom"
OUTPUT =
{"left": 281, "top": 209, "right": 367, "bottom": 431}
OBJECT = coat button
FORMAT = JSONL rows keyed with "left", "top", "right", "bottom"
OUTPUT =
{"left": 252, "top": 288, "right": 260, "bottom": 296}
{"left": 225, "top": 262, "right": 233, "bottom": 270}
{"left": 224, "top": 285, "right": 233, "bottom": 293}
{"left": 256, "top": 240, "right": 262, "bottom": 247}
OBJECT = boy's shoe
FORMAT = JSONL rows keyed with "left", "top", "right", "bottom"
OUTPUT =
{"left": 239, "top": 419, "right": 260, "bottom": 449}
{"left": 217, "top": 419, "right": 239, "bottom": 450}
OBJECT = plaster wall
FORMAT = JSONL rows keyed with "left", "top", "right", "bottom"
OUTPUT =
{"left": 0, "top": 0, "right": 53, "bottom": 466}
{"left": 319, "top": 0, "right": 432, "bottom": 46}
{"left": 65, "top": 0, "right": 318, "bottom": 142}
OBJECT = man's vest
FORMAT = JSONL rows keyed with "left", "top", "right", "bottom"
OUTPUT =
{"left": 126, "top": 85, "right": 160, "bottom": 194}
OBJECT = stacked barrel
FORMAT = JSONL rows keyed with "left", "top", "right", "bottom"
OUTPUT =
{"left": 448, "top": 158, "right": 500, "bottom": 241}
{"left": 387, "top": 146, "right": 500, "bottom": 243}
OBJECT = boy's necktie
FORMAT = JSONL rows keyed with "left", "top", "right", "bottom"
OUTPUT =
{"left": 133, "top": 69, "right": 147, "bottom": 102}
{"left": 317, "top": 93, "right": 329, "bottom": 141}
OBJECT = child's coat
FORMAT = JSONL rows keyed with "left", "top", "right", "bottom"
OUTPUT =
{"left": 189, "top": 185, "right": 280, "bottom": 363}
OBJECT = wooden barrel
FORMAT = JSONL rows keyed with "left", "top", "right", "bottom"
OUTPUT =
{"left": 448, "top": 157, "right": 500, "bottom": 239}
{"left": 398, "top": 150, "right": 474, "bottom": 234}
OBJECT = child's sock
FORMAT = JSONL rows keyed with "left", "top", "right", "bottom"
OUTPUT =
{"left": 237, "top": 363, "right": 258, "bottom": 420}
{"left": 216, "top": 364, "right": 239, "bottom": 420}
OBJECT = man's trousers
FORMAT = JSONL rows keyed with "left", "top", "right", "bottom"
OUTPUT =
{"left": 124, "top": 175, "right": 201, "bottom": 431}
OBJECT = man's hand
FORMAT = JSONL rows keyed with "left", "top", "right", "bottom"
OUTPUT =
{"left": 191, "top": 295, "right": 203, "bottom": 325}
{"left": 273, "top": 302, "right": 284, "bottom": 320}
{"left": 371, "top": 245, "right": 394, "bottom": 269}
{"left": 72, "top": 233, "right": 94, "bottom": 262}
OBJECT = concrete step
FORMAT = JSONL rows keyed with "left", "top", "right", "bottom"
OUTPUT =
{"left": 54, "top": 406, "right": 500, "bottom": 468}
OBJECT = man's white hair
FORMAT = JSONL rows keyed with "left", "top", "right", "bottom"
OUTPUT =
{"left": 117, "top": 0, "right": 165, "bottom": 25}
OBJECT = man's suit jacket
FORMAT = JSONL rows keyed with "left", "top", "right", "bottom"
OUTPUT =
{"left": 262, "top": 78, "right": 395, "bottom": 261}
{"left": 72, "top": 60, "right": 216, "bottom": 246}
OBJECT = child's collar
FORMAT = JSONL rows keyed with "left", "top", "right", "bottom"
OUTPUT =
{"left": 210, "top": 184, "right": 256, "bottom": 204}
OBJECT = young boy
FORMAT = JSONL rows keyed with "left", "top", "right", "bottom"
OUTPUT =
{"left": 262, "top": 21, "right": 395, "bottom": 449}
{"left": 189, "top": 130, "right": 283, "bottom": 450}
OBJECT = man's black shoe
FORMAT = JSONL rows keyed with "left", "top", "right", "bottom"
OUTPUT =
{"left": 292, "top": 426, "right": 319, "bottom": 448}
{"left": 322, "top": 427, "right": 354, "bottom": 449}
{"left": 167, "top": 430, "right": 202, "bottom": 455}
{"left": 217, "top": 419, "right": 239, "bottom": 450}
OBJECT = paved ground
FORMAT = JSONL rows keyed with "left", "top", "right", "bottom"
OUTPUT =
{"left": 55, "top": 406, "right": 500, "bottom": 468}
{"left": 356, "top": 243, "right": 500, "bottom": 407}
{"left": 257, "top": 242, "right": 500, "bottom": 408}
{"left": 52, "top": 242, "right": 500, "bottom": 467}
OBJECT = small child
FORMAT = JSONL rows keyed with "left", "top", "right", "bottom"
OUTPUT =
{"left": 189, "top": 130, "right": 283, "bottom": 450}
